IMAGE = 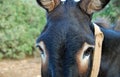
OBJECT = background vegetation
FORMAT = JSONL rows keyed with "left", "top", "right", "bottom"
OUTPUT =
{"left": 93, "top": 0, "right": 120, "bottom": 24}
{"left": 0, "top": 0, "right": 46, "bottom": 59}
{"left": 0, "top": 0, "right": 119, "bottom": 59}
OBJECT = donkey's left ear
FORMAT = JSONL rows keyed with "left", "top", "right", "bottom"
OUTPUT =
{"left": 79, "top": 0, "right": 110, "bottom": 14}
{"left": 36, "top": 0, "right": 60, "bottom": 12}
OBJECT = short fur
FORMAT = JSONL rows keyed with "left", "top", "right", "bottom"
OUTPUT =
{"left": 36, "top": 0, "right": 120, "bottom": 77}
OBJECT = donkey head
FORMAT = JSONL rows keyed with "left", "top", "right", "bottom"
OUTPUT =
{"left": 36, "top": 0, "right": 110, "bottom": 77}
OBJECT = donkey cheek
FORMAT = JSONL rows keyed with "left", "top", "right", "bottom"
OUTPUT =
{"left": 76, "top": 54, "right": 90, "bottom": 74}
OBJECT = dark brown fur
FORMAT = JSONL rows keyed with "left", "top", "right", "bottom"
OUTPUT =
{"left": 36, "top": 0, "right": 120, "bottom": 77}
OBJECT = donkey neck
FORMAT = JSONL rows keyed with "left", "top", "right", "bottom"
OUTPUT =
{"left": 102, "top": 28, "right": 120, "bottom": 54}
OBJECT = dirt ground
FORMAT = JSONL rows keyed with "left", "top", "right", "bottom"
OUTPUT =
{"left": 0, "top": 58, "right": 41, "bottom": 77}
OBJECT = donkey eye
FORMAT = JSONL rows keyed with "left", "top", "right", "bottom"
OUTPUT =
{"left": 84, "top": 47, "right": 94, "bottom": 56}
{"left": 36, "top": 45, "right": 44, "bottom": 54}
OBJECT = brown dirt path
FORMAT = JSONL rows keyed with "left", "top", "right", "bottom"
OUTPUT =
{"left": 0, "top": 58, "right": 41, "bottom": 77}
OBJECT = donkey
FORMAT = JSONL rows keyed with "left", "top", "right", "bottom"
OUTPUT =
{"left": 36, "top": 0, "right": 120, "bottom": 77}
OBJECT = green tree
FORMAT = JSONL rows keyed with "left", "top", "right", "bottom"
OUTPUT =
{"left": 0, "top": 0, "right": 46, "bottom": 59}
{"left": 93, "top": 0, "right": 120, "bottom": 23}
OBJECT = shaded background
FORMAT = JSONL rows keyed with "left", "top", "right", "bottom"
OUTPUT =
{"left": 0, "top": 0, "right": 120, "bottom": 59}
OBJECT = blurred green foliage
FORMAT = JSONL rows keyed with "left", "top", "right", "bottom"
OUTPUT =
{"left": 0, "top": 0, "right": 46, "bottom": 59}
{"left": 0, "top": 0, "right": 119, "bottom": 59}
{"left": 93, "top": 0, "right": 120, "bottom": 23}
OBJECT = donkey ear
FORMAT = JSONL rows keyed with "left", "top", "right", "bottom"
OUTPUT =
{"left": 80, "top": 0, "right": 110, "bottom": 14}
{"left": 36, "top": 0, "right": 60, "bottom": 12}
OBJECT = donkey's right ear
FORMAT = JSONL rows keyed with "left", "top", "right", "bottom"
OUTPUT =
{"left": 36, "top": 0, "right": 60, "bottom": 12}
{"left": 79, "top": 0, "right": 110, "bottom": 14}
